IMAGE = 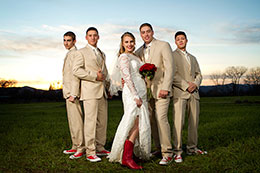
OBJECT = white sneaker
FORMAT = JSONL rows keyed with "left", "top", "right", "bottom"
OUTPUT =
{"left": 174, "top": 155, "right": 183, "bottom": 163}
{"left": 87, "top": 155, "right": 101, "bottom": 162}
{"left": 159, "top": 156, "right": 173, "bottom": 165}
{"left": 69, "top": 152, "right": 84, "bottom": 159}
{"left": 96, "top": 149, "right": 110, "bottom": 156}
{"left": 63, "top": 149, "right": 77, "bottom": 155}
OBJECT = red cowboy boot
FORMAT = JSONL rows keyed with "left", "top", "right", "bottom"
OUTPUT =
{"left": 122, "top": 140, "right": 143, "bottom": 170}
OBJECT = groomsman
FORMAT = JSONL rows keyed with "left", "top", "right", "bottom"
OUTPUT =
{"left": 73, "top": 27, "right": 110, "bottom": 162}
{"left": 62, "top": 31, "right": 85, "bottom": 159}
{"left": 172, "top": 31, "right": 206, "bottom": 163}
{"left": 135, "top": 23, "right": 174, "bottom": 165}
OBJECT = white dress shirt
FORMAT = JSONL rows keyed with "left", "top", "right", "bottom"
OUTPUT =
{"left": 179, "top": 49, "right": 190, "bottom": 65}
{"left": 144, "top": 41, "right": 153, "bottom": 62}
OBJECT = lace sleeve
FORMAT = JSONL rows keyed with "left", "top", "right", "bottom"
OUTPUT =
{"left": 119, "top": 55, "right": 139, "bottom": 99}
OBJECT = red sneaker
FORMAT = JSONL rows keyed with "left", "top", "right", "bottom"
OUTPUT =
{"left": 69, "top": 152, "right": 84, "bottom": 159}
{"left": 63, "top": 149, "right": 77, "bottom": 155}
{"left": 87, "top": 155, "right": 101, "bottom": 162}
{"left": 174, "top": 155, "right": 183, "bottom": 163}
{"left": 159, "top": 156, "right": 173, "bottom": 165}
{"left": 96, "top": 150, "right": 110, "bottom": 156}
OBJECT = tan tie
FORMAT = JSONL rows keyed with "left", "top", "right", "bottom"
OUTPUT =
{"left": 144, "top": 45, "right": 150, "bottom": 62}
{"left": 94, "top": 48, "right": 103, "bottom": 65}
{"left": 184, "top": 52, "right": 190, "bottom": 65}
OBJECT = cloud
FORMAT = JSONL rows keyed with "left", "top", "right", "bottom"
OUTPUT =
{"left": 0, "top": 23, "right": 178, "bottom": 61}
{"left": 0, "top": 31, "right": 61, "bottom": 54}
{"left": 216, "top": 21, "right": 260, "bottom": 44}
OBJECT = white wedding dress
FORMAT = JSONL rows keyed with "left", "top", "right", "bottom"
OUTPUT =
{"left": 108, "top": 53, "right": 151, "bottom": 163}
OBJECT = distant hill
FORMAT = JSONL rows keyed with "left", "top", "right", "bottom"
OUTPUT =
{"left": 0, "top": 86, "right": 63, "bottom": 103}
{"left": 0, "top": 84, "right": 259, "bottom": 103}
{"left": 199, "top": 83, "right": 260, "bottom": 97}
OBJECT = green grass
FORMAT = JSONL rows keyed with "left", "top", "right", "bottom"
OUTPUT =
{"left": 0, "top": 96, "right": 260, "bottom": 172}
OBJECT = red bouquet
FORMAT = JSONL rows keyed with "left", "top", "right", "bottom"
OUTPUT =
{"left": 139, "top": 63, "right": 157, "bottom": 80}
{"left": 139, "top": 63, "right": 157, "bottom": 100}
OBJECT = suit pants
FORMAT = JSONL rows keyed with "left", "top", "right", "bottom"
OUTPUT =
{"left": 173, "top": 95, "right": 200, "bottom": 155}
{"left": 149, "top": 97, "right": 173, "bottom": 157}
{"left": 66, "top": 99, "right": 84, "bottom": 152}
{"left": 83, "top": 96, "right": 107, "bottom": 156}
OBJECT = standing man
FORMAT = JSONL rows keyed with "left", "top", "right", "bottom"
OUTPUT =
{"left": 73, "top": 27, "right": 110, "bottom": 162}
{"left": 172, "top": 31, "right": 205, "bottom": 163}
{"left": 62, "top": 31, "right": 85, "bottom": 159}
{"left": 135, "top": 23, "right": 174, "bottom": 165}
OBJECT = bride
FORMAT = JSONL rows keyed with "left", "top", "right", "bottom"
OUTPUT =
{"left": 108, "top": 32, "right": 151, "bottom": 169}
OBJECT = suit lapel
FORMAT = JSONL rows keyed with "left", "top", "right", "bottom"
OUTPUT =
{"left": 150, "top": 39, "right": 156, "bottom": 63}
{"left": 86, "top": 45, "right": 101, "bottom": 67}
{"left": 187, "top": 52, "right": 194, "bottom": 73}
{"left": 62, "top": 46, "right": 74, "bottom": 73}
{"left": 98, "top": 48, "right": 106, "bottom": 72}
{"left": 139, "top": 44, "right": 145, "bottom": 62}
{"left": 176, "top": 49, "right": 191, "bottom": 72}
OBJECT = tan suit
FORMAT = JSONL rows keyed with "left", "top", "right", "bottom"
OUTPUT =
{"left": 172, "top": 48, "right": 202, "bottom": 155}
{"left": 62, "top": 46, "right": 84, "bottom": 152}
{"left": 135, "top": 39, "right": 174, "bottom": 157}
{"left": 73, "top": 44, "right": 109, "bottom": 156}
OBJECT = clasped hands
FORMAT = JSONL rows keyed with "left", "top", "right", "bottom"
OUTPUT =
{"left": 96, "top": 70, "right": 106, "bottom": 81}
{"left": 68, "top": 96, "right": 76, "bottom": 103}
{"left": 187, "top": 82, "right": 197, "bottom": 93}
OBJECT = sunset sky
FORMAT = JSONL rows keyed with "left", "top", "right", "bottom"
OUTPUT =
{"left": 0, "top": 0, "right": 260, "bottom": 89}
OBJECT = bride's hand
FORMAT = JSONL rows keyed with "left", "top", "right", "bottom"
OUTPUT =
{"left": 134, "top": 98, "right": 143, "bottom": 108}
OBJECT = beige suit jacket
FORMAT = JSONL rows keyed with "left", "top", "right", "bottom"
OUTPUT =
{"left": 172, "top": 49, "right": 202, "bottom": 100}
{"left": 62, "top": 46, "right": 81, "bottom": 99}
{"left": 72, "top": 45, "right": 109, "bottom": 100}
{"left": 135, "top": 39, "right": 174, "bottom": 99}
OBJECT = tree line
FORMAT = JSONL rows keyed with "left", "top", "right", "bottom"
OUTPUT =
{"left": 0, "top": 79, "right": 17, "bottom": 88}
{"left": 1, "top": 66, "right": 260, "bottom": 90}
{"left": 209, "top": 66, "right": 260, "bottom": 86}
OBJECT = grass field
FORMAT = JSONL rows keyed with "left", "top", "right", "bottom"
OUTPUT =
{"left": 0, "top": 96, "right": 260, "bottom": 172}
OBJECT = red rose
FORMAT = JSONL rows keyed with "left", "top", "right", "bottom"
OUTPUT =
{"left": 139, "top": 63, "right": 157, "bottom": 80}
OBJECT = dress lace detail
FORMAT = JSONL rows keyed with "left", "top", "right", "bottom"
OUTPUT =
{"left": 118, "top": 54, "right": 138, "bottom": 99}
{"left": 108, "top": 53, "right": 151, "bottom": 163}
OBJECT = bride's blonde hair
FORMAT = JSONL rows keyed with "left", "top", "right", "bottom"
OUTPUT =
{"left": 118, "top": 32, "right": 136, "bottom": 56}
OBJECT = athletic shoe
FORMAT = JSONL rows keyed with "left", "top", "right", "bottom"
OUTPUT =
{"left": 69, "top": 152, "right": 84, "bottom": 159}
{"left": 159, "top": 156, "right": 173, "bottom": 165}
{"left": 63, "top": 149, "right": 77, "bottom": 155}
{"left": 87, "top": 155, "right": 102, "bottom": 162}
{"left": 174, "top": 155, "right": 183, "bottom": 163}
{"left": 96, "top": 150, "right": 110, "bottom": 156}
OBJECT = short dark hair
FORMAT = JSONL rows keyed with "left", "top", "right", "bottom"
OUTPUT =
{"left": 175, "top": 31, "right": 187, "bottom": 39}
{"left": 86, "top": 27, "right": 99, "bottom": 35}
{"left": 139, "top": 23, "right": 153, "bottom": 31}
{"left": 64, "top": 31, "right": 76, "bottom": 41}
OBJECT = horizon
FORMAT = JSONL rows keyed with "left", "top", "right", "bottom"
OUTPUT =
{"left": 3, "top": 76, "right": 245, "bottom": 91}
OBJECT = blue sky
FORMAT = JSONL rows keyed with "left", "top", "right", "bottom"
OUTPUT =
{"left": 0, "top": 0, "right": 260, "bottom": 89}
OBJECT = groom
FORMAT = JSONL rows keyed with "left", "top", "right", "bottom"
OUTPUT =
{"left": 135, "top": 23, "right": 175, "bottom": 165}
{"left": 73, "top": 27, "right": 110, "bottom": 162}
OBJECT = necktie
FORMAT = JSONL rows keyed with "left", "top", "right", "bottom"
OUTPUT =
{"left": 184, "top": 52, "right": 190, "bottom": 65}
{"left": 94, "top": 48, "right": 103, "bottom": 65}
{"left": 144, "top": 45, "right": 150, "bottom": 62}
